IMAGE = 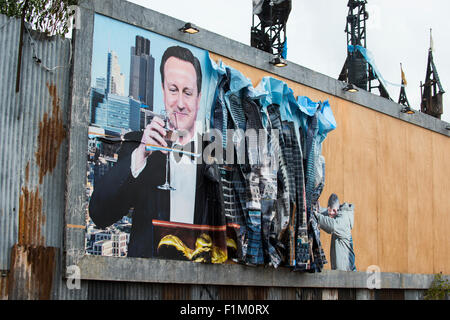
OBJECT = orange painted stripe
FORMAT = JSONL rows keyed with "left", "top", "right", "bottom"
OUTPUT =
{"left": 88, "top": 132, "right": 109, "bottom": 137}
{"left": 226, "top": 223, "right": 241, "bottom": 229}
{"left": 66, "top": 224, "right": 86, "bottom": 229}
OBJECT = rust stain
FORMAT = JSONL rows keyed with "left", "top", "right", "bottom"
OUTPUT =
{"left": 0, "top": 276, "right": 8, "bottom": 300}
{"left": 162, "top": 284, "right": 192, "bottom": 300}
{"left": 18, "top": 186, "right": 46, "bottom": 246}
{"left": 35, "top": 82, "right": 66, "bottom": 184}
{"left": 7, "top": 244, "right": 57, "bottom": 300}
{"left": 25, "top": 162, "right": 29, "bottom": 183}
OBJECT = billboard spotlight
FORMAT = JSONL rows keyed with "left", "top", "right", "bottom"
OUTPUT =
{"left": 179, "top": 22, "right": 199, "bottom": 34}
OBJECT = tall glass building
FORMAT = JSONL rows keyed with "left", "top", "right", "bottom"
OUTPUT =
{"left": 129, "top": 36, "right": 155, "bottom": 109}
{"left": 94, "top": 94, "right": 141, "bottom": 134}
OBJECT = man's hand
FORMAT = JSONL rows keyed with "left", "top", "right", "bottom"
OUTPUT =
{"left": 134, "top": 116, "right": 168, "bottom": 170}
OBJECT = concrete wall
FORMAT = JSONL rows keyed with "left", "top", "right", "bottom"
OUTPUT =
{"left": 211, "top": 54, "right": 450, "bottom": 275}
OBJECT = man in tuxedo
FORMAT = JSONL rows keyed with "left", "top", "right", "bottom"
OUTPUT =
{"left": 89, "top": 46, "right": 224, "bottom": 258}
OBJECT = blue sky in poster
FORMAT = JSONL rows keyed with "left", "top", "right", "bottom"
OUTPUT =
{"left": 91, "top": 13, "right": 212, "bottom": 118}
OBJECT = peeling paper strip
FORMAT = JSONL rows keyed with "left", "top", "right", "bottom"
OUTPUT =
{"left": 66, "top": 224, "right": 86, "bottom": 229}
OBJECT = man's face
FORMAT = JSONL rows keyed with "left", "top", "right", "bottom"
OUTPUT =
{"left": 162, "top": 56, "right": 201, "bottom": 133}
{"left": 328, "top": 207, "right": 338, "bottom": 219}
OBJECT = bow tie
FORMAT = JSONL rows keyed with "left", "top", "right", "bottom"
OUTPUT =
{"left": 171, "top": 141, "right": 197, "bottom": 162}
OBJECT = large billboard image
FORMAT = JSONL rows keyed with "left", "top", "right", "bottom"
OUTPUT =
{"left": 86, "top": 13, "right": 347, "bottom": 273}
{"left": 86, "top": 14, "right": 223, "bottom": 262}
{"left": 3, "top": 0, "right": 450, "bottom": 303}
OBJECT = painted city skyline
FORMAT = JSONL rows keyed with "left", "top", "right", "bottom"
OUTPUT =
{"left": 90, "top": 34, "right": 156, "bottom": 134}
{"left": 93, "top": 38, "right": 155, "bottom": 106}
{"left": 86, "top": 14, "right": 213, "bottom": 258}
{"left": 91, "top": 14, "right": 212, "bottom": 119}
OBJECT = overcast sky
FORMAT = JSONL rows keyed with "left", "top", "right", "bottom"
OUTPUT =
{"left": 127, "top": 0, "right": 449, "bottom": 122}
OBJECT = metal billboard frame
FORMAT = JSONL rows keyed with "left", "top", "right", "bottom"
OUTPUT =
{"left": 64, "top": 0, "right": 447, "bottom": 290}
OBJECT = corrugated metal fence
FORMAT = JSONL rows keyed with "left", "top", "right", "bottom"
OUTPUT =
{"left": 0, "top": 14, "right": 85, "bottom": 300}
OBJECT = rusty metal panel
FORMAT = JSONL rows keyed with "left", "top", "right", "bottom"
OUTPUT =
{"left": 0, "top": 275, "right": 8, "bottom": 300}
{"left": 247, "top": 286, "right": 269, "bottom": 300}
{"left": 123, "top": 282, "right": 163, "bottom": 300}
{"left": 190, "top": 284, "right": 219, "bottom": 300}
{"left": 51, "top": 278, "right": 89, "bottom": 300}
{"left": 0, "top": 14, "right": 81, "bottom": 300}
{"left": 322, "top": 288, "right": 339, "bottom": 300}
{"left": 50, "top": 249, "right": 89, "bottom": 300}
{"left": 0, "top": 14, "right": 21, "bottom": 272}
{"left": 0, "top": 14, "right": 71, "bottom": 270}
{"left": 374, "top": 289, "right": 405, "bottom": 300}
{"left": 87, "top": 281, "right": 164, "bottom": 300}
{"left": 17, "top": 30, "right": 71, "bottom": 250}
{"left": 7, "top": 244, "right": 57, "bottom": 300}
{"left": 295, "top": 288, "right": 323, "bottom": 300}
{"left": 87, "top": 280, "right": 128, "bottom": 300}
{"left": 162, "top": 283, "right": 192, "bottom": 300}
{"left": 267, "top": 287, "right": 297, "bottom": 300}
{"left": 217, "top": 286, "right": 252, "bottom": 300}
{"left": 337, "top": 288, "right": 357, "bottom": 300}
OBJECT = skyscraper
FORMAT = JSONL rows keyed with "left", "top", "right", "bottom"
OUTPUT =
{"left": 95, "top": 94, "right": 131, "bottom": 134}
{"left": 95, "top": 77, "right": 107, "bottom": 93}
{"left": 93, "top": 94, "right": 141, "bottom": 134}
{"left": 90, "top": 87, "right": 105, "bottom": 124}
{"left": 106, "top": 50, "right": 126, "bottom": 96}
{"left": 129, "top": 36, "right": 155, "bottom": 110}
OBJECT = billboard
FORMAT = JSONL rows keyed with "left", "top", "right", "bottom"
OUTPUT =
{"left": 85, "top": 13, "right": 352, "bottom": 273}
{"left": 86, "top": 14, "right": 225, "bottom": 262}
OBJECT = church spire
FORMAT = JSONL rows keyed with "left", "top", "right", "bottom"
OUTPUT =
{"left": 420, "top": 29, "right": 445, "bottom": 119}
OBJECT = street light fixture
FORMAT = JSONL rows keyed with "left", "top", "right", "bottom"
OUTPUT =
{"left": 270, "top": 56, "right": 288, "bottom": 67}
{"left": 343, "top": 83, "right": 359, "bottom": 93}
{"left": 179, "top": 23, "right": 199, "bottom": 34}
{"left": 401, "top": 106, "right": 415, "bottom": 115}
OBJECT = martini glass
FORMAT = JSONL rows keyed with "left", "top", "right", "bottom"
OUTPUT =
{"left": 157, "top": 110, "right": 176, "bottom": 191}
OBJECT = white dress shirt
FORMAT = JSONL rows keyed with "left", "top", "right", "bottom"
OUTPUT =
{"left": 168, "top": 133, "right": 197, "bottom": 224}
{"left": 130, "top": 130, "right": 198, "bottom": 224}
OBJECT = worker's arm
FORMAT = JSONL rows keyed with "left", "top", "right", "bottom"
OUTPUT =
{"left": 316, "top": 211, "right": 335, "bottom": 234}
{"left": 317, "top": 212, "right": 352, "bottom": 240}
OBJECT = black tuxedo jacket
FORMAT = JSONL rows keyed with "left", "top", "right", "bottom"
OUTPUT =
{"left": 89, "top": 131, "right": 224, "bottom": 258}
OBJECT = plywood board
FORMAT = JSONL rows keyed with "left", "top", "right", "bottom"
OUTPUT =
{"left": 432, "top": 133, "right": 450, "bottom": 274}
{"left": 376, "top": 114, "right": 409, "bottom": 273}
{"left": 406, "top": 126, "right": 435, "bottom": 274}
{"left": 210, "top": 53, "right": 449, "bottom": 275}
{"left": 341, "top": 101, "right": 379, "bottom": 272}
